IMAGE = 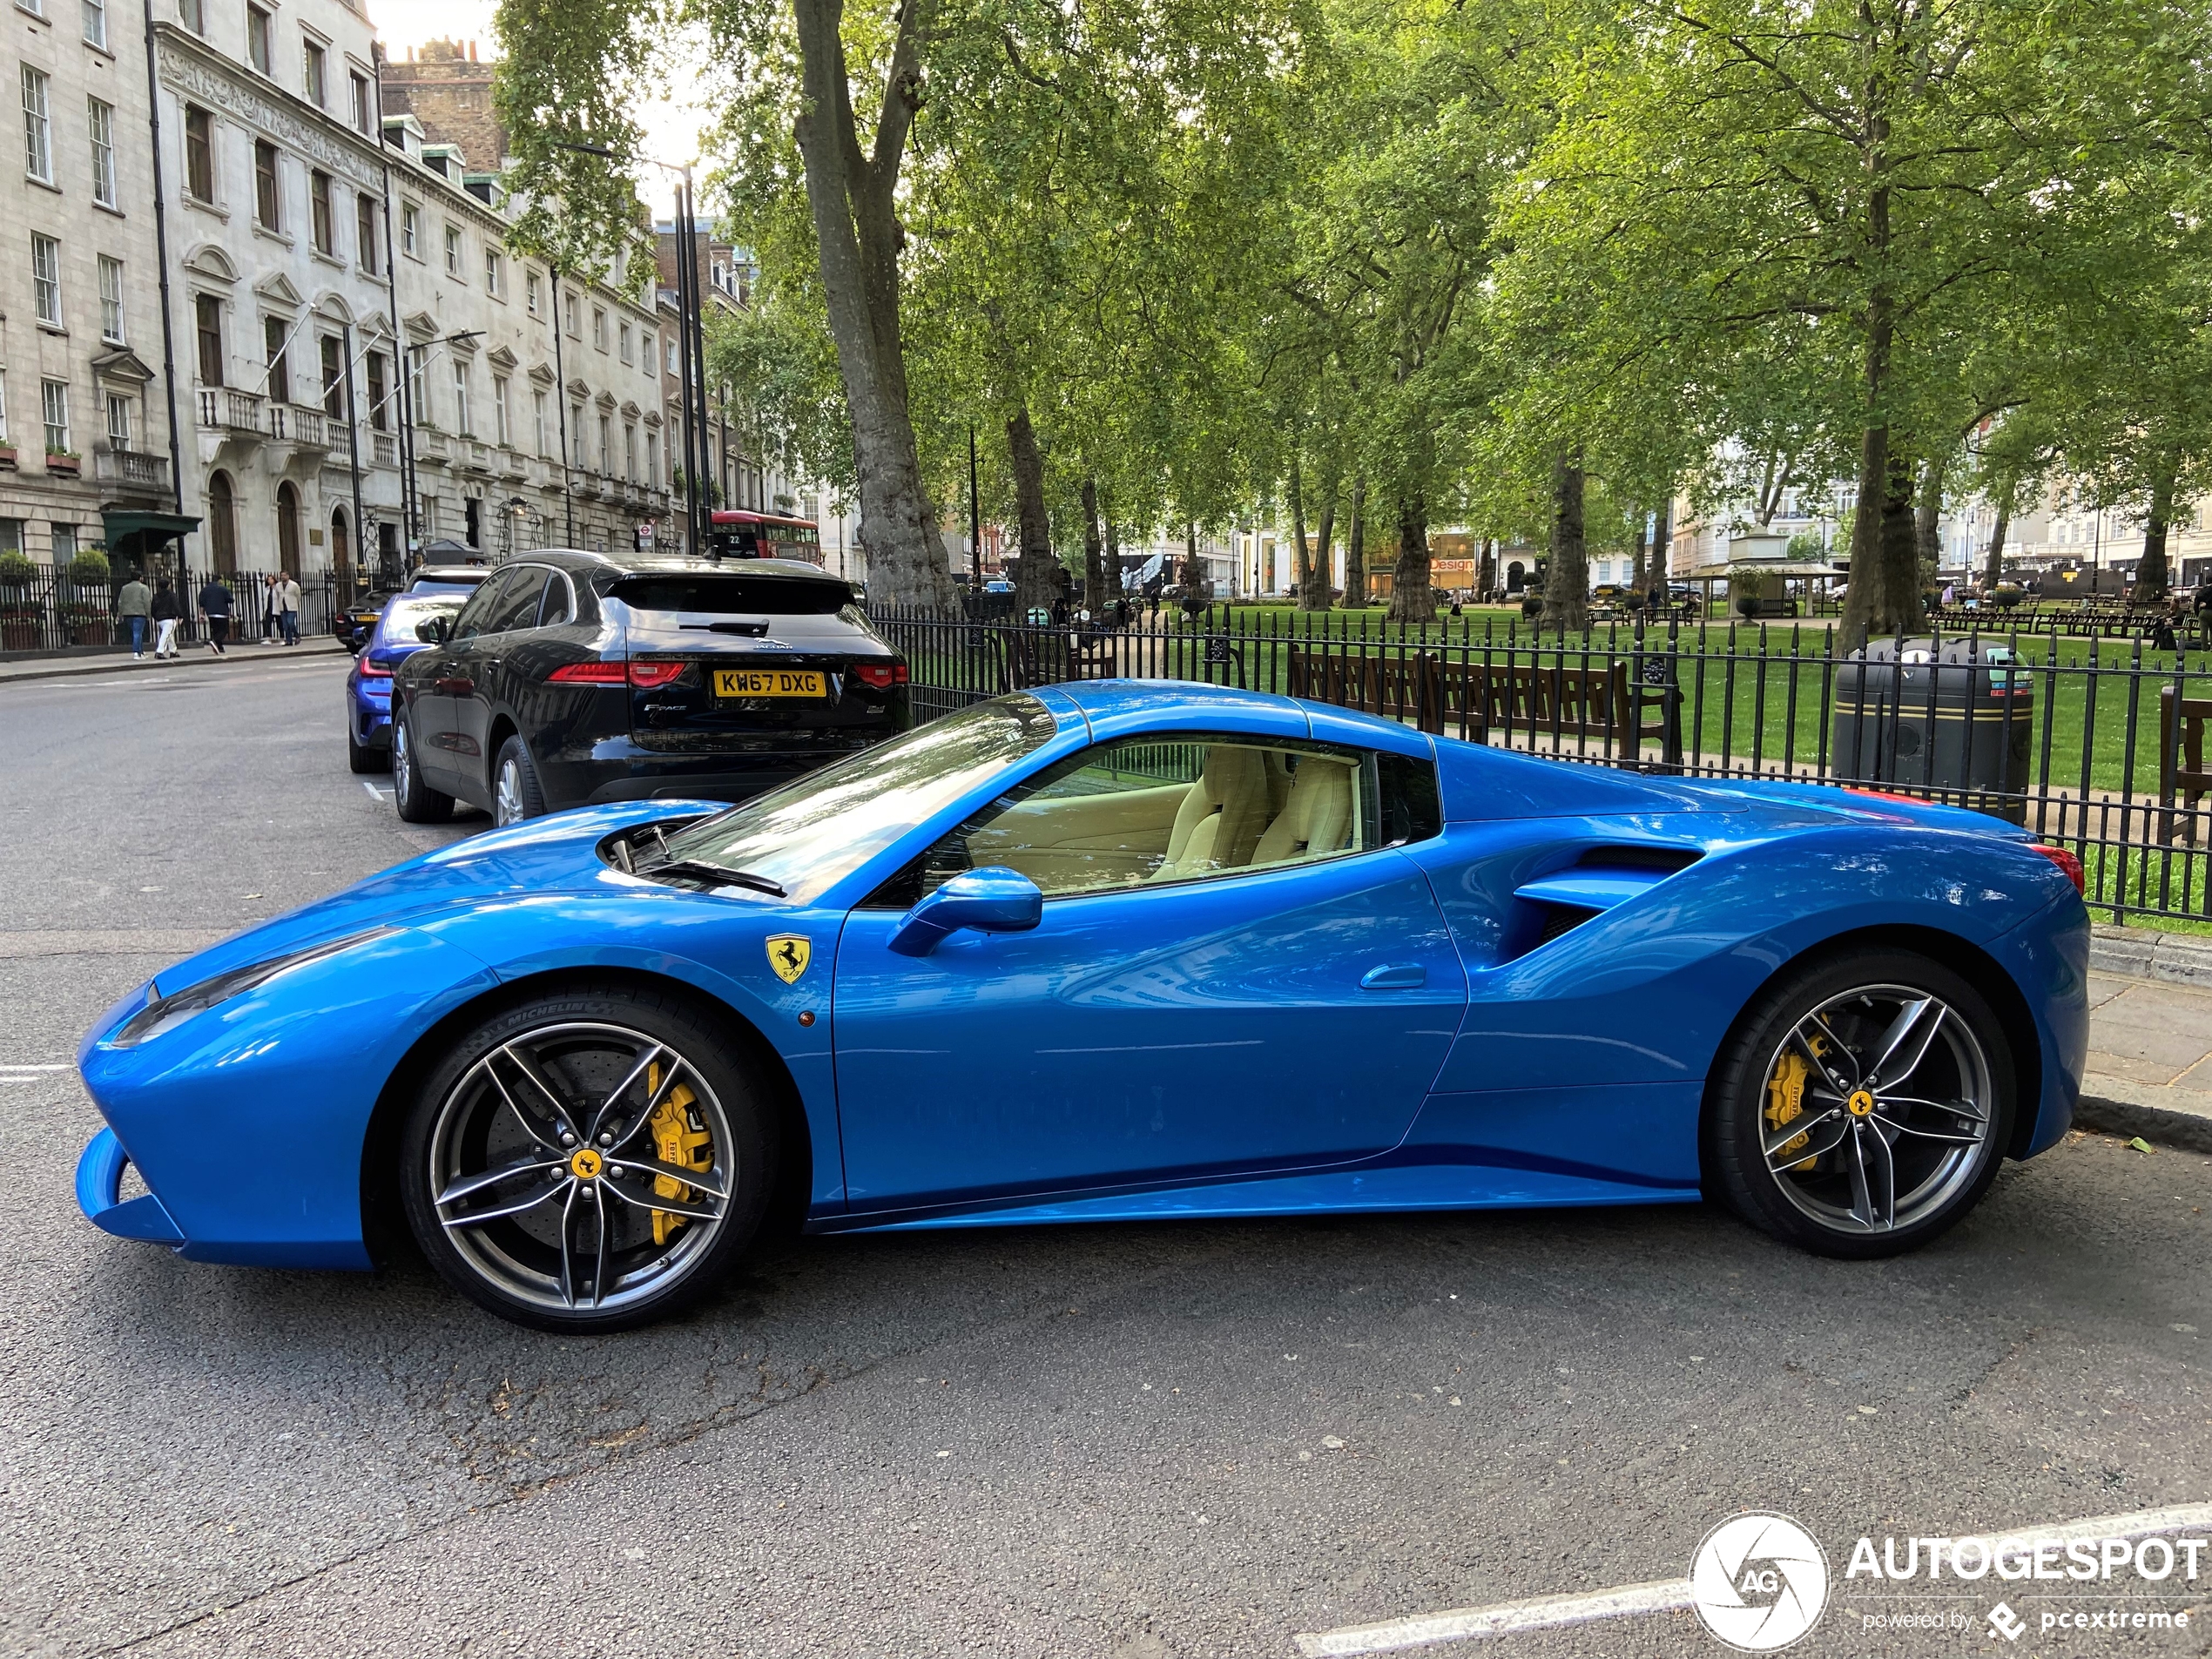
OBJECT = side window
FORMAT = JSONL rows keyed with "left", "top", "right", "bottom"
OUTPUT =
{"left": 483, "top": 567, "right": 554, "bottom": 635}
{"left": 449, "top": 569, "right": 522, "bottom": 642}
{"left": 536, "top": 571, "right": 575, "bottom": 627}
{"left": 872, "top": 733, "right": 1405, "bottom": 907}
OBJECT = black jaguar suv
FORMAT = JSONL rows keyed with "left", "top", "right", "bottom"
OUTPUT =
{"left": 388, "top": 550, "right": 910, "bottom": 825}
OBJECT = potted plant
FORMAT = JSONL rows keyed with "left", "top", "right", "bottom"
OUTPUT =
{"left": 63, "top": 548, "right": 112, "bottom": 644}
{"left": 45, "top": 449, "right": 80, "bottom": 476}
{"left": 0, "top": 442, "right": 17, "bottom": 469}
{"left": 1520, "top": 591, "right": 1544, "bottom": 618}
{"left": 0, "top": 550, "right": 39, "bottom": 650}
{"left": 1991, "top": 583, "right": 2025, "bottom": 610}
{"left": 1730, "top": 570, "right": 1770, "bottom": 618}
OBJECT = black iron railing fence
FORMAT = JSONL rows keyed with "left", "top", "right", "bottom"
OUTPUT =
{"left": 0, "top": 567, "right": 340, "bottom": 653}
{"left": 868, "top": 604, "right": 2212, "bottom": 927}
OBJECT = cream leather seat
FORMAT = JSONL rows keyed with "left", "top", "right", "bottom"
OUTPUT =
{"left": 1150, "top": 745, "right": 1272, "bottom": 880}
{"left": 1251, "top": 757, "right": 1355, "bottom": 866}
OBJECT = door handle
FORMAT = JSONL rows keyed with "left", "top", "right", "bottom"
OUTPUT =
{"left": 1360, "top": 964, "right": 1426, "bottom": 991}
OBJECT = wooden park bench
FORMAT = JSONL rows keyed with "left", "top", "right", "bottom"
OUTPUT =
{"left": 2159, "top": 685, "right": 2212, "bottom": 844}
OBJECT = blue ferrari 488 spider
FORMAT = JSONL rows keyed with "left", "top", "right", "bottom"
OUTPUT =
{"left": 76, "top": 680, "right": 2089, "bottom": 1330}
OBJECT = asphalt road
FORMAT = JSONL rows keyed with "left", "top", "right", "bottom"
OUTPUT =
{"left": 4, "top": 653, "right": 2210, "bottom": 1659}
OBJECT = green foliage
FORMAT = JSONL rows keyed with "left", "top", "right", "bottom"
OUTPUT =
{"left": 0, "top": 550, "right": 36, "bottom": 585}
{"left": 68, "top": 549, "right": 110, "bottom": 585}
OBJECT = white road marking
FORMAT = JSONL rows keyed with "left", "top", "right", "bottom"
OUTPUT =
{"left": 0, "top": 1064, "right": 71, "bottom": 1072}
{"left": 1292, "top": 1501, "right": 2212, "bottom": 1656}
{"left": 361, "top": 779, "right": 393, "bottom": 799}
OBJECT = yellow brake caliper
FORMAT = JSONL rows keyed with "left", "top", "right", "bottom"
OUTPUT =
{"left": 645, "top": 1062, "right": 714, "bottom": 1246}
{"left": 1765, "top": 1042, "right": 1819, "bottom": 1169}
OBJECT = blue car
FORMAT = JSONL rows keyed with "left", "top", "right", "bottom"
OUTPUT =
{"left": 346, "top": 590, "right": 469, "bottom": 774}
{"left": 77, "top": 681, "right": 2089, "bottom": 1331}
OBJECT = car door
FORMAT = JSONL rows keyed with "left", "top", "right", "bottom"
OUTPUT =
{"left": 451, "top": 564, "right": 557, "bottom": 803}
{"left": 831, "top": 732, "right": 1467, "bottom": 1216}
{"left": 405, "top": 571, "right": 520, "bottom": 792}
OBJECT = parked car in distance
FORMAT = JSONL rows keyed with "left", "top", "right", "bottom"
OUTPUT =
{"left": 333, "top": 590, "right": 399, "bottom": 654}
{"left": 408, "top": 567, "right": 490, "bottom": 596}
{"left": 347, "top": 591, "right": 469, "bottom": 774}
{"left": 389, "top": 550, "right": 910, "bottom": 826}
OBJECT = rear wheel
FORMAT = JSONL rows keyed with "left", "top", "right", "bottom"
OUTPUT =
{"left": 493, "top": 736, "right": 546, "bottom": 827}
{"left": 392, "top": 713, "right": 452, "bottom": 823}
{"left": 399, "top": 986, "right": 775, "bottom": 1332}
{"left": 1708, "top": 949, "right": 2014, "bottom": 1258}
{"left": 347, "top": 712, "right": 386, "bottom": 774}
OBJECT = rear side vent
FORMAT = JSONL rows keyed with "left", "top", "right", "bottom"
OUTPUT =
{"left": 1535, "top": 901, "right": 1599, "bottom": 946}
{"left": 1494, "top": 844, "right": 1701, "bottom": 966}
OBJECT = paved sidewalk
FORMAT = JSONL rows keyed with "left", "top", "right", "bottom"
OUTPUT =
{"left": 2079, "top": 971, "right": 2212, "bottom": 1151}
{"left": 0, "top": 634, "right": 344, "bottom": 685}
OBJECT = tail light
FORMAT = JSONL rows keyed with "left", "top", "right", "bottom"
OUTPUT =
{"left": 547, "top": 661, "right": 686, "bottom": 689}
{"left": 357, "top": 657, "right": 393, "bottom": 678}
{"left": 2034, "top": 844, "right": 2086, "bottom": 894}
{"left": 852, "top": 660, "right": 908, "bottom": 690}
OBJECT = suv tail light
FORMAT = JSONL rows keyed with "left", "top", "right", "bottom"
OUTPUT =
{"left": 852, "top": 660, "right": 908, "bottom": 690}
{"left": 2034, "top": 844, "right": 2086, "bottom": 894}
{"left": 548, "top": 661, "right": 687, "bottom": 689}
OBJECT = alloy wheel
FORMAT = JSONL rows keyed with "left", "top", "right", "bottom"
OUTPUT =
{"left": 1758, "top": 982, "right": 1996, "bottom": 1234}
{"left": 495, "top": 757, "right": 524, "bottom": 826}
{"left": 427, "top": 1021, "right": 734, "bottom": 1312}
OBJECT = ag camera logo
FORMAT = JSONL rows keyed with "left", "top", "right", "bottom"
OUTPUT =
{"left": 1691, "top": 1513, "right": 1831, "bottom": 1651}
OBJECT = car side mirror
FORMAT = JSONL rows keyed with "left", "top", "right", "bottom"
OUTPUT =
{"left": 415, "top": 616, "right": 452, "bottom": 644}
{"left": 888, "top": 867, "right": 1042, "bottom": 957}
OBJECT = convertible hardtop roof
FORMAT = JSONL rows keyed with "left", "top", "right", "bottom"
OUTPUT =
{"left": 525, "top": 549, "right": 845, "bottom": 585}
{"left": 1043, "top": 678, "right": 1429, "bottom": 750}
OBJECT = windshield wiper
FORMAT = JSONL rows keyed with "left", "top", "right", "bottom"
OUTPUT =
{"left": 641, "top": 857, "right": 787, "bottom": 897}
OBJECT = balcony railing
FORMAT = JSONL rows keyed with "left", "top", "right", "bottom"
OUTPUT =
{"left": 92, "top": 448, "right": 172, "bottom": 493}
{"left": 267, "top": 407, "right": 327, "bottom": 448}
{"left": 418, "top": 428, "right": 450, "bottom": 461}
{"left": 498, "top": 447, "right": 528, "bottom": 480}
{"left": 463, "top": 440, "right": 493, "bottom": 473}
{"left": 196, "top": 388, "right": 265, "bottom": 434}
{"left": 372, "top": 431, "right": 398, "bottom": 467}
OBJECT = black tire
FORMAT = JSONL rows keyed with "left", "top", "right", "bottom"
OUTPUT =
{"left": 1706, "top": 948, "right": 2015, "bottom": 1259}
{"left": 347, "top": 719, "right": 386, "bottom": 774}
{"left": 392, "top": 712, "right": 453, "bottom": 823}
{"left": 399, "top": 983, "right": 777, "bottom": 1332}
{"left": 492, "top": 735, "right": 547, "bottom": 827}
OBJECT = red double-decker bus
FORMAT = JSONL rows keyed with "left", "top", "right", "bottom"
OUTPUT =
{"left": 705, "top": 509, "right": 822, "bottom": 564}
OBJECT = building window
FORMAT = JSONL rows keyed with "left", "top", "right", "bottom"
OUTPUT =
{"left": 400, "top": 200, "right": 420, "bottom": 258}
{"left": 41, "top": 379, "right": 69, "bottom": 455}
{"left": 253, "top": 140, "right": 280, "bottom": 231}
{"left": 183, "top": 105, "right": 213, "bottom": 200}
{"left": 97, "top": 254, "right": 123, "bottom": 342}
{"left": 664, "top": 334, "right": 677, "bottom": 374}
{"left": 302, "top": 39, "right": 326, "bottom": 106}
{"left": 407, "top": 347, "right": 428, "bottom": 426}
{"left": 350, "top": 71, "right": 371, "bottom": 134}
{"left": 179, "top": 0, "right": 204, "bottom": 33}
{"left": 492, "top": 375, "right": 509, "bottom": 445}
{"left": 569, "top": 402, "right": 583, "bottom": 462}
{"left": 0, "top": 371, "right": 8, "bottom": 442}
{"left": 564, "top": 293, "right": 579, "bottom": 338}
{"left": 82, "top": 0, "right": 105, "bottom": 50}
{"left": 532, "top": 389, "right": 547, "bottom": 456}
{"left": 597, "top": 413, "right": 610, "bottom": 474}
{"left": 264, "top": 315, "right": 291, "bottom": 403}
{"left": 484, "top": 249, "right": 502, "bottom": 297}
{"left": 246, "top": 3, "right": 273, "bottom": 74}
{"left": 355, "top": 190, "right": 378, "bottom": 272}
{"left": 23, "top": 67, "right": 52, "bottom": 185}
{"left": 30, "top": 233, "right": 61, "bottom": 327}
{"left": 87, "top": 98, "right": 116, "bottom": 206}
{"left": 310, "top": 170, "right": 334, "bottom": 253}
{"left": 624, "top": 422, "right": 636, "bottom": 481}
{"left": 320, "top": 334, "right": 341, "bottom": 416}
{"left": 591, "top": 307, "right": 607, "bottom": 351}
{"left": 194, "top": 293, "right": 223, "bottom": 384}
{"left": 618, "top": 322, "right": 634, "bottom": 365}
{"left": 525, "top": 269, "right": 542, "bottom": 316}
{"left": 366, "top": 351, "right": 388, "bottom": 430}
{"left": 105, "top": 392, "right": 130, "bottom": 450}
{"left": 442, "top": 222, "right": 462, "bottom": 277}
{"left": 645, "top": 428, "right": 657, "bottom": 489}
{"left": 451, "top": 361, "right": 471, "bottom": 435}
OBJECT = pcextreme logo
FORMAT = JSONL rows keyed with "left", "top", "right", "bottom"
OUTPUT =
{"left": 1691, "top": 1513, "right": 1831, "bottom": 1652}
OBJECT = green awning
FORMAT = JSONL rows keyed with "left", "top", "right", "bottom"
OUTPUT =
{"left": 102, "top": 509, "right": 200, "bottom": 546}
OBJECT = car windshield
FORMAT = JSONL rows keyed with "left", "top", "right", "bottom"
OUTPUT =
{"left": 380, "top": 595, "right": 464, "bottom": 638}
{"left": 655, "top": 695, "right": 1062, "bottom": 904}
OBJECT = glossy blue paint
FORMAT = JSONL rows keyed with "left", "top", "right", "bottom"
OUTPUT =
{"left": 71, "top": 679, "right": 2091, "bottom": 1275}
{"left": 75, "top": 1127, "right": 185, "bottom": 1244}
{"left": 887, "top": 867, "right": 1044, "bottom": 955}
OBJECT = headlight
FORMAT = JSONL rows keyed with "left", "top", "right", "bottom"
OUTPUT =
{"left": 111, "top": 927, "right": 401, "bottom": 1048}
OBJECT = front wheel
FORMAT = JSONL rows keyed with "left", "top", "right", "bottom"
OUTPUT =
{"left": 398, "top": 986, "right": 776, "bottom": 1332}
{"left": 392, "top": 713, "right": 452, "bottom": 823}
{"left": 1707, "top": 949, "right": 2015, "bottom": 1258}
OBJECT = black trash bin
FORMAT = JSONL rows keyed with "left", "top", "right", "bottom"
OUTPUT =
{"left": 1831, "top": 637, "right": 2034, "bottom": 822}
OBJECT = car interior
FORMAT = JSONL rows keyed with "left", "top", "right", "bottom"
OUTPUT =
{"left": 929, "top": 737, "right": 1369, "bottom": 898}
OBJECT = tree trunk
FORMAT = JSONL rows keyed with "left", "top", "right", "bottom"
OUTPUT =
{"left": 1080, "top": 475, "right": 1107, "bottom": 617}
{"left": 1877, "top": 444, "right": 1920, "bottom": 634}
{"left": 2133, "top": 455, "right": 2177, "bottom": 604}
{"left": 1386, "top": 496, "right": 1433, "bottom": 623}
{"left": 1287, "top": 452, "right": 1310, "bottom": 605}
{"left": 1178, "top": 522, "right": 1209, "bottom": 609}
{"left": 1915, "top": 450, "right": 1949, "bottom": 583}
{"left": 1650, "top": 493, "right": 1674, "bottom": 603}
{"left": 1838, "top": 174, "right": 1918, "bottom": 651}
{"left": 787, "top": 0, "right": 957, "bottom": 610}
{"left": 1345, "top": 474, "right": 1366, "bottom": 607}
{"left": 1542, "top": 454, "right": 1588, "bottom": 634}
{"left": 1006, "top": 406, "right": 1057, "bottom": 616}
{"left": 1309, "top": 489, "right": 1336, "bottom": 612}
{"left": 1477, "top": 537, "right": 1496, "bottom": 599}
{"left": 1104, "top": 515, "right": 1122, "bottom": 600}
{"left": 1982, "top": 501, "right": 2011, "bottom": 591}
{"left": 1627, "top": 515, "right": 1648, "bottom": 600}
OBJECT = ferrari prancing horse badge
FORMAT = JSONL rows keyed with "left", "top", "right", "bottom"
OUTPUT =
{"left": 766, "top": 934, "right": 812, "bottom": 984}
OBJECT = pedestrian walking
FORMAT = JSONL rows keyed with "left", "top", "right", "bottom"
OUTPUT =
{"left": 114, "top": 568, "right": 152, "bottom": 660}
{"left": 260, "top": 574, "right": 280, "bottom": 644}
{"left": 198, "top": 576, "right": 233, "bottom": 655}
{"left": 278, "top": 572, "right": 302, "bottom": 646}
{"left": 151, "top": 579, "right": 181, "bottom": 658}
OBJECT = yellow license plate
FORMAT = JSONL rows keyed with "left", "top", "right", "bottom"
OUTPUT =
{"left": 713, "top": 668, "right": 826, "bottom": 698}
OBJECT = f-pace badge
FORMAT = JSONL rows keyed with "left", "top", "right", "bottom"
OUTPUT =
{"left": 765, "top": 934, "right": 812, "bottom": 984}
